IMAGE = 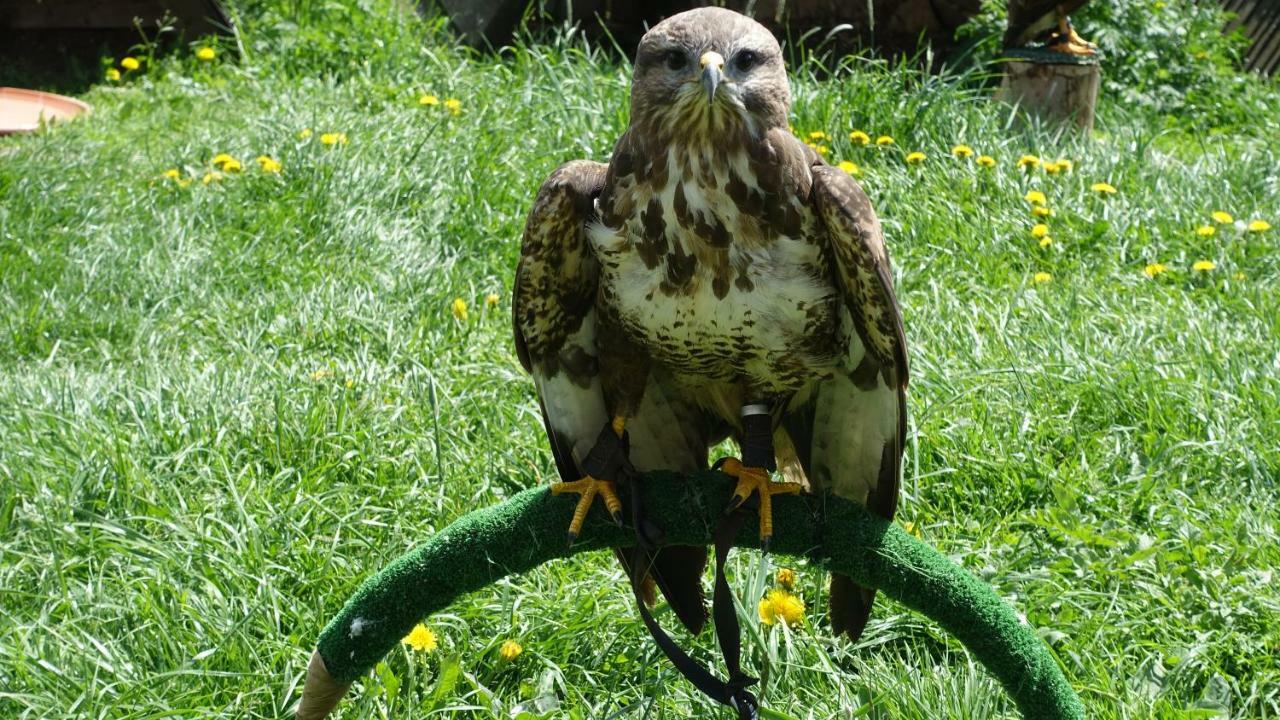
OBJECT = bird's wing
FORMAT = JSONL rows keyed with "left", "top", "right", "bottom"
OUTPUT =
{"left": 513, "top": 160, "right": 611, "bottom": 481}
{"left": 780, "top": 163, "right": 908, "bottom": 641}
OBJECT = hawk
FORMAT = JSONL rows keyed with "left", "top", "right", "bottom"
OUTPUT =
{"left": 513, "top": 7, "right": 908, "bottom": 642}
{"left": 1005, "top": 0, "right": 1096, "bottom": 55}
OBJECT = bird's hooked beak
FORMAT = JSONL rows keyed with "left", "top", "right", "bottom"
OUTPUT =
{"left": 700, "top": 51, "right": 724, "bottom": 105}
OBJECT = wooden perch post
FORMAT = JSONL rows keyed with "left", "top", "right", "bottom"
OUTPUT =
{"left": 998, "top": 52, "right": 1101, "bottom": 133}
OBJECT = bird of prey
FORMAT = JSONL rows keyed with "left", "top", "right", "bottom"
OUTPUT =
{"left": 513, "top": 7, "right": 907, "bottom": 641}
{"left": 1005, "top": 0, "right": 1096, "bottom": 55}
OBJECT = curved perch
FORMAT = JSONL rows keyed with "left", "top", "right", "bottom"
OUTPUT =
{"left": 297, "top": 471, "right": 1084, "bottom": 719}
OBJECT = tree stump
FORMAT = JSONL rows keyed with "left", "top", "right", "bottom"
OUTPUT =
{"left": 997, "top": 52, "right": 1101, "bottom": 133}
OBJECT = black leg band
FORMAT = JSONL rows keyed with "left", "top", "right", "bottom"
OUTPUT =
{"left": 740, "top": 411, "right": 776, "bottom": 472}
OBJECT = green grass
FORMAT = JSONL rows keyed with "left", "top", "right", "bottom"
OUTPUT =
{"left": 2, "top": 1, "right": 1278, "bottom": 718}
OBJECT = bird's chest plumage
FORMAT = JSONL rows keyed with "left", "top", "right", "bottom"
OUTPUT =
{"left": 588, "top": 148, "right": 842, "bottom": 394}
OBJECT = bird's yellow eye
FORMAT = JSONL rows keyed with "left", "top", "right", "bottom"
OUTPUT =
{"left": 664, "top": 49, "right": 687, "bottom": 71}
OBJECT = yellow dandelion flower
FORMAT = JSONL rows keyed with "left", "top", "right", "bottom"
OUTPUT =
{"left": 1233, "top": 271, "right": 1245, "bottom": 281}
{"left": 320, "top": 132, "right": 348, "bottom": 146}
{"left": 402, "top": 623, "right": 438, "bottom": 653}
{"left": 451, "top": 297, "right": 468, "bottom": 321}
{"left": 211, "top": 153, "right": 235, "bottom": 167}
{"left": 256, "top": 155, "right": 282, "bottom": 173}
{"left": 120, "top": 57, "right": 140, "bottom": 71}
{"left": 1090, "top": 182, "right": 1117, "bottom": 195}
{"left": 1055, "top": 159, "right": 1073, "bottom": 172}
{"left": 298, "top": 128, "right": 313, "bottom": 140}
{"left": 162, "top": 168, "right": 181, "bottom": 180}
{"left": 775, "top": 568, "right": 796, "bottom": 589}
{"left": 498, "top": 639, "right": 523, "bottom": 662}
{"left": 1192, "top": 260, "right": 1216, "bottom": 272}
{"left": 485, "top": 293, "right": 501, "bottom": 307}
{"left": 976, "top": 155, "right": 996, "bottom": 168}
{"left": 807, "top": 131, "right": 828, "bottom": 141}
{"left": 1043, "top": 160, "right": 1061, "bottom": 174}
{"left": 1024, "top": 190, "right": 1047, "bottom": 205}
{"left": 1211, "top": 211, "right": 1233, "bottom": 224}
{"left": 1033, "top": 272, "right": 1052, "bottom": 284}
{"left": 1247, "top": 219, "right": 1271, "bottom": 232}
{"left": 836, "top": 160, "right": 859, "bottom": 175}
{"left": 345, "top": 378, "right": 355, "bottom": 389}
{"left": 1031, "top": 224, "right": 1049, "bottom": 238}
{"left": 1039, "top": 237, "right": 1053, "bottom": 248}
{"left": 196, "top": 47, "right": 216, "bottom": 61}
{"left": 849, "top": 130, "right": 870, "bottom": 145}
{"left": 221, "top": 158, "right": 243, "bottom": 173}
{"left": 310, "top": 368, "right": 332, "bottom": 381}
{"left": 444, "top": 98, "right": 462, "bottom": 115}
{"left": 1143, "top": 263, "right": 1167, "bottom": 278}
{"left": 105, "top": 68, "right": 121, "bottom": 82}
{"left": 201, "top": 171, "right": 223, "bottom": 185}
{"left": 905, "top": 151, "right": 926, "bottom": 165}
{"left": 875, "top": 135, "right": 894, "bottom": 146}
{"left": 1195, "top": 225, "right": 1215, "bottom": 237}
{"left": 1032, "top": 205, "right": 1053, "bottom": 218}
{"left": 805, "top": 141, "right": 829, "bottom": 156}
{"left": 902, "top": 521, "right": 922, "bottom": 538}
{"left": 951, "top": 144, "right": 974, "bottom": 159}
{"left": 1017, "top": 154, "right": 1040, "bottom": 169}
{"left": 418, "top": 94, "right": 440, "bottom": 106}
{"left": 758, "top": 588, "right": 805, "bottom": 627}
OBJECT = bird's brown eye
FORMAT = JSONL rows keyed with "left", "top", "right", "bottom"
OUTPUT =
{"left": 664, "top": 50, "right": 687, "bottom": 71}
{"left": 734, "top": 50, "right": 759, "bottom": 72}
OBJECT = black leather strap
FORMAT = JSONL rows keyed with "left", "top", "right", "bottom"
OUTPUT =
{"left": 628, "top": 505, "right": 758, "bottom": 718}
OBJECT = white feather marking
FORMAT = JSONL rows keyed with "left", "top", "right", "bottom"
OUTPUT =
{"left": 809, "top": 372, "right": 898, "bottom": 505}
{"left": 531, "top": 311, "right": 609, "bottom": 468}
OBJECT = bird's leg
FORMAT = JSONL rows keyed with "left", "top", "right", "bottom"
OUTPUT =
{"left": 721, "top": 404, "right": 801, "bottom": 550}
{"left": 1050, "top": 10, "right": 1096, "bottom": 55}
{"left": 552, "top": 416, "right": 627, "bottom": 544}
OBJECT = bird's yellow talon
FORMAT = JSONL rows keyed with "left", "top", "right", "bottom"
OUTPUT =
{"left": 719, "top": 458, "right": 801, "bottom": 547}
{"left": 552, "top": 476, "right": 622, "bottom": 544}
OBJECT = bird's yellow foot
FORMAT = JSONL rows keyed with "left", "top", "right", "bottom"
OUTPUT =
{"left": 719, "top": 458, "right": 801, "bottom": 550}
{"left": 551, "top": 476, "right": 623, "bottom": 545}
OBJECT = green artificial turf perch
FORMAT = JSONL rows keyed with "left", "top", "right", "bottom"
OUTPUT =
{"left": 297, "top": 471, "right": 1085, "bottom": 719}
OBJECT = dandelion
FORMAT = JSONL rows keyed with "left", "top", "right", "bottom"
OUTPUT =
{"left": 905, "top": 151, "right": 926, "bottom": 165}
{"left": 1055, "top": 159, "right": 1074, "bottom": 173}
{"left": 310, "top": 368, "right": 332, "bottom": 381}
{"left": 807, "top": 131, "right": 828, "bottom": 141}
{"left": 202, "top": 171, "right": 223, "bottom": 185}
{"left": 1195, "top": 225, "right": 1215, "bottom": 237}
{"left": 976, "top": 155, "right": 996, "bottom": 168}
{"left": 211, "top": 153, "right": 235, "bottom": 167}
{"left": 951, "top": 144, "right": 974, "bottom": 159}
{"left": 298, "top": 128, "right": 313, "bottom": 140}
{"left": 806, "top": 142, "right": 829, "bottom": 156}
{"left": 758, "top": 588, "right": 805, "bottom": 627}
{"left": 902, "top": 521, "right": 922, "bottom": 538}
{"left": 451, "top": 297, "right": 468, "bottom": 322}
{"left": 836, "top": 160, "right": 859, "bottom": 175}
{"left": 1024, "top": 190, "right": 1047, "bottom": 205}
{"left": 1043, "top": 161, "right": 1061, "bottom": 174}
{"left": 221, "top": 158, "right": 243, "bottom": 173}
{"left": 875, "top": 135, "right": 894, "bottom": 146}
{"left": 1192, "top": 260, "right": 1216, "bottom": 272}
{"left": 1039, "top": 237, "right": 1053, "bottom": 248}
{"left": 1247, "top": 219, "right": 1271, "bottom": 232}
{"left": 402, "top": 624, "right": 438, "bottom": 653}
{"left": 1211, "top": 211, "right": 1233, "bottom": 224}
{"left": 1144, "top": 263, "right": 1167, "bottom": 278}
{"left": 1031, "top": 224, "right": 1049, "bottom": 238}
{"left": 163, "top": 168, "right": 181, "bottom": 180}
{"left": 444, "top": 98, "right": 462, "bottom": 115}
{"left": 775, "top": 568, "right": 796, "bottom": 589}
{"left": 1033, "top": 272, "right": 1052, "bottom": 284}
{"left": 418, "top": 94, "right": 440, "bottom": 106}
{"left": 498, "top": 639, "right": 523, "bottom": 662}
{"left": 849, "top": 130, "right": 870, "bottom": 145}
{"left": 196, "top": 47, "right": 216, "bottom": 61}
{"left": 106, "top": 68, "right": 121, "bottom": 82}
{"left": 345, "top": 378, "right": 355, "bottom": 389}
{"left": 1032, "top": 205, "right": 1053, "bottom": 218}
{"left": 256, "top": 155, "right": 282, "bottom": 173}
{"left": 1233, "top": 271, "right": 1245, "bottom": 281}
{"left": 1017, "top": 154, "right": 1040, "bottom": 169}
{"left": 121, "top": 57, "right": 140, "bottom": 71}
{"left": 320, "top": 132, "right": 348, "bottom": 146}
{"left": 485, "top": 293, "right": 500, "bottom": 307}
{"left": 1090, "top": 182, "right": 1117, "bottom": 195}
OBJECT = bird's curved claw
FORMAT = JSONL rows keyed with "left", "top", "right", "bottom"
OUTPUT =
{"left": 552, "top": 476, "right": 623, "bottom": 545}
{"left": 718, "top": 457, "right": 801, "bottom": 550}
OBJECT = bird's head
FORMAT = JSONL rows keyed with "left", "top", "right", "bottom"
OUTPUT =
{"left": 630, "top": 8, "right": 789, "bottom": 144}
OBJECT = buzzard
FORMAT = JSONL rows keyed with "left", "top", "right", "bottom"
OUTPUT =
{"left": 513, "top": 7, "right": 908, "bottom": 642}
{"left": 1005, "top": 0, "right": 1096, "bottom": 55}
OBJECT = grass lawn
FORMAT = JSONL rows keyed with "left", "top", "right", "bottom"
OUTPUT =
{"left": 1, "top": 1, "right": 1278, "bottom": 717}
